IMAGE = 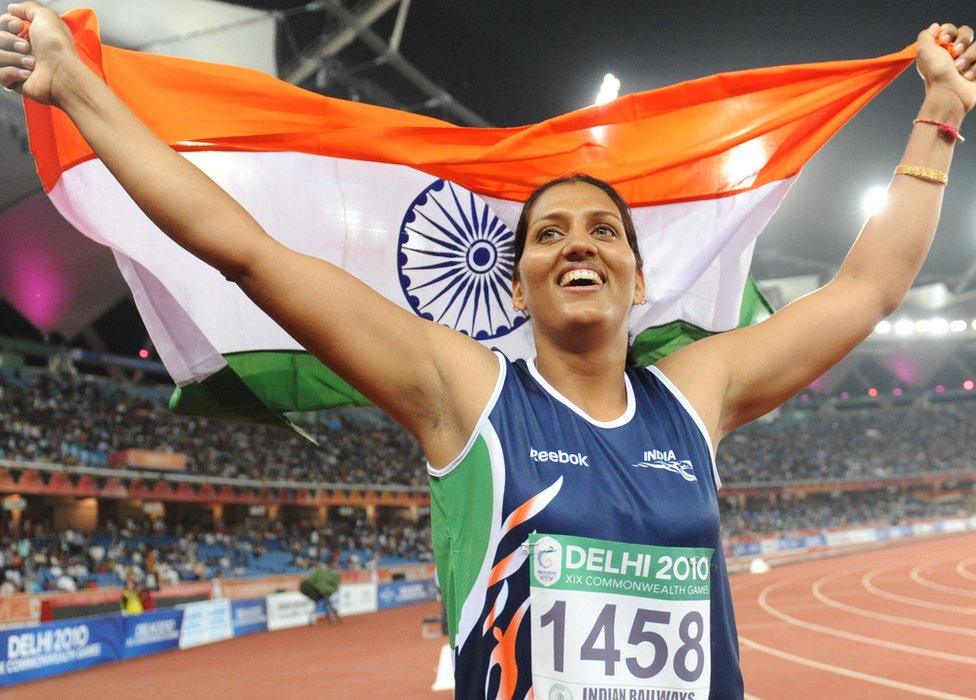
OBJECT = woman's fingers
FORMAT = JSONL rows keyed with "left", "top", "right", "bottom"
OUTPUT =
{"left": 0, "top": 64, "right": 30, "bottom": 90}
{"left": 0, "top": 29, "right": 29, "bottom": 53}
{"left": 939, "top": 23, "right": 960, "bottom": 45}
{"left": 0, "top": 47, "right": 32, "bottom": 68}
{"left": 2, "top": 15, "right": 22, "bottom": 36}
{"left": 952, "top": 25, "right": 974, "bottom": 57}
{"left": 953, "top": 26, "right": 976, "bottom": 79}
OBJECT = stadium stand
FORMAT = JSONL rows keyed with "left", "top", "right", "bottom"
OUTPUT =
{"left": 0, "top": 515, "right": 432, "bottom": 595}
{"left": 4, "top": 364, "right": 975, "bottom": 486}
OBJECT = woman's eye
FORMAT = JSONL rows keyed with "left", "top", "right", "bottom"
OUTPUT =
{"left": 594, "top": 224, "right": 617, "bottom": 237}
{"left": 538, "top": 227, "right": 561, "bottom": 241}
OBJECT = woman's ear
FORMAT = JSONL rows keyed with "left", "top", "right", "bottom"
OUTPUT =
{"left": 512, "top": 274, "right": 525, "bottom": 312}
{"left": 632, "top": 267, "right": 647, "bottom": 306}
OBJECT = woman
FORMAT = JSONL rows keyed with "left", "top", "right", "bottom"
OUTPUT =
{"left": 1, "top": 3, "right": 973, "bottom": 696}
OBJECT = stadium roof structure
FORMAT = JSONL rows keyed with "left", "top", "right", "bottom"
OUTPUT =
{"left": 1, "top": 0, "right": 975, "bottom": 396}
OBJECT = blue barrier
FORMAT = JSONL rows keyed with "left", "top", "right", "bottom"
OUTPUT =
{"left": 0, "top": 614, "right": 124, "bottom": 687}
{"left": 376, "top": 579, "right": 438, "bottom": 610}
{"left": 231, "top": 599, "right": 267, "bottom": 637}
{"left": 123, "top": 608, "right": 183, "bottom": 659}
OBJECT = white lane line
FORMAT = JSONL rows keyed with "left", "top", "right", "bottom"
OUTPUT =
{"left": 758, "top": 578, "right": 976, "bottom": 664}
{"left": 739, "top": 635, "right": 975, "bottom": 700}
{"left": 812, "top": 570, "right": 976, "bottom": 637}
{"left": 910, "top": 562, "right": 976, "bottom": 598}
{"left": 957, "top": 557, "right": 976, "bottom": 582}
{"left": 863, "top": 566, "right": 976, "bottom": 615}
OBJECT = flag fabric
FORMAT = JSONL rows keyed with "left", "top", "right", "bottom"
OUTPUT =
{"left": 25, "top": 9, "right": 917, "bottom": 428}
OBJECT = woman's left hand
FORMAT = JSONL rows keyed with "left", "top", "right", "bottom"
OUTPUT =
{"left": 917, "top": 22, "right": 976, "bottom": 114}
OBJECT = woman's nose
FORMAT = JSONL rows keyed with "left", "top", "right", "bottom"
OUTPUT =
{"left": 562, "top": 228, "right": 597, "bottom": 258}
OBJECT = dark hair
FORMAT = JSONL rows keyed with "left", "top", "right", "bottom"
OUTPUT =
{"left": 511, "top": 174, "right": 643, "bottom": 280}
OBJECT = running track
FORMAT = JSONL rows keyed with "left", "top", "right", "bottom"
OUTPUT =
{"left": 9, "top": 532, "right": 976, "bottom": 698}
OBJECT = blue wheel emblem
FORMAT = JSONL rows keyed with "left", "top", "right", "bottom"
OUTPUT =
{"left": 397, "top": 180, "right": 526, "bottom": 340}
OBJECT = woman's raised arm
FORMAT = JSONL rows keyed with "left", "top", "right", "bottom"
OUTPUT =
{"left": 658, "top": 21, "right": 976, "bottom": 448}
{"left": 0, "top": 2, "right": 498, "bottom": 464}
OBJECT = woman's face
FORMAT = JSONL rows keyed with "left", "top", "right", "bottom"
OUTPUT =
{"left": 513, "top": 181, "right": 644, "bottom": 337}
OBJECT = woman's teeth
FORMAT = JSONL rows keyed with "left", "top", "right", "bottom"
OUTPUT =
{"left": 559, "top": 269, "right": 602, "bottom": 287}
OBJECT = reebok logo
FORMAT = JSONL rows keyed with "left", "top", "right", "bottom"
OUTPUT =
{"left": 530, "top": 447, "right": 589, "bottom": 467}
{"left": 633, "top": 449, "right": 697, "bottom": 482}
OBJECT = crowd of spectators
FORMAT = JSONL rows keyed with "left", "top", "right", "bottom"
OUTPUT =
{"left": 1, "top": 364, "right": 974, "bottom": 568}
{"left": 720, "top": 490, "right": 969, "bottom": 536}
{"left": 0, "top": 515, "right": 433, "bottom": 596}
{"left": 717, "top": 401, "right": 976, "bottom": 483}
{"left": 0, "top": 366, "right": 426, "bottom": 486}
{"left": 3, "top": 365, "right": 976, "bottom": 487}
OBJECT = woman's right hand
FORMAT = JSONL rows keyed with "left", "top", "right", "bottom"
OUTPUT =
{"left": 0, "top": 2, "right": 80, "bottom": 106}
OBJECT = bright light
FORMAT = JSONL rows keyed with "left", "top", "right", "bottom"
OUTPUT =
{"left": 138, "top": 348, "right": 150, "bottom": 360}
{"left": 892, "top": 387, "right": 903, "bottom": 397}
{"left": 930, "top": 318, "right": 949, "bottom": 335}
{"left": 971, "top": 319, "right": 976, "bottom": 330}
{"left": 950, "top": 320, "right": 968, "bottom": 333}
{"left": 914, "top": 319, "right": 930, "bottom": 333}
{"left": 874, "top": 320, "right": 892, "bottom": 334}
{"left": 722, "top": 139, "right": 768, "bottom": 189}
{"left": 594, "top": 73, "right": 620, "bottom": 106}
{"left": 861, "top": 186, "right": 888, "bottom": 217}
{"left": 867, "top": 387, "right": 878, "bottom": 398}
{"left": 964, "top": 380, "right": 975, "bottom": 391}
{"left": 935, "top": 384, "right": 946, "bottom": 394}
{"left": 840, "top": 391, "right": 850, "bottom": 399}
{"left": 894, "top": 319, "right": 914, "bottom": 335}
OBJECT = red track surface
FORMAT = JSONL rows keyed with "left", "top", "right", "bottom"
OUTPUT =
{"left": 9, "top": 533, "right": 976, "bottom": 699}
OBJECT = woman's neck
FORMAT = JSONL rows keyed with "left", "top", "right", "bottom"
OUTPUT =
{"left": 533, "top": 330, "right": 630, "bottom": 421}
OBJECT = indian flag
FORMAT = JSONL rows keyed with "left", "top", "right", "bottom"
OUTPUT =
{"left": 25, "top": 9, "right": 916, "bottom": 430}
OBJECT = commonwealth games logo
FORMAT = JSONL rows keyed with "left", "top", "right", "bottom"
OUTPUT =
{"left": 533, "top": 535, "right": 562, "bottom": 587}
{"left": 397, "top": 179, "right": 527, "bottom": 340}
{"left": 549, "top": 683, "right": 573, "bottom": 700}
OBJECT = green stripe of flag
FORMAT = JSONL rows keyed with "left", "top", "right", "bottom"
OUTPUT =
{"left": 170, "top": 277, "right": 771, "bottom": 429}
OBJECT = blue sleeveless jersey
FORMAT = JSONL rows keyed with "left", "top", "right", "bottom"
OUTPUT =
{"left": 428, "top": 353, "right": 742, "bottom": 699}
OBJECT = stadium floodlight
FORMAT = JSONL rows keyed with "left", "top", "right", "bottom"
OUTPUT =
{"left": 894, "top": 319, "right": 914, "bottom": 335}
{"left": 972, "top": 319, "right": 976, "bottom": 330}
{"left": 594, "top": 73, "right": 621, "bottom": 106}
{"left": 867, "top": 387, "right": 878, "bottom": 397}
{"left": 929, "top": 318, "right": 949, "bottom": 335}
{"left": 914, "top": 319, "right": 931, "bottom": 333}
{"left": 964, "top": 380, "right": 975, "bottom": 391}
{"left": 892, "top": 387, "right": 903, "bottom": 397}
{"left": 861, "top": 186, "right": 888, "bottom": 217}
{"left": 874, "top": 320, "right": 892, "bottom": 334}
{"left": 950, "top": 320, "right": 968, "bottom": 333}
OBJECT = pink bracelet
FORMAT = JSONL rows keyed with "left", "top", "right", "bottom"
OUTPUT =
{"left": 914, "top": 118, "right": 965, "bottom": 143}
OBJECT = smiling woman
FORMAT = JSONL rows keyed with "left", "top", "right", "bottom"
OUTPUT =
{"left": 2, "top": 0, "right": 976, "bottom": 696}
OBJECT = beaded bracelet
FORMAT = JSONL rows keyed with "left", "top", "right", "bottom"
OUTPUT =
{"left": 893, "top": 164, "right": 949, "bottom": 185}
{"left": 914, "top": 118, "right": 965, "bottom": 143}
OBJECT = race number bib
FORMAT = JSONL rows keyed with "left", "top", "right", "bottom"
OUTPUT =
{"left": 528, "top": 533, "right": 712, "bottom": 700}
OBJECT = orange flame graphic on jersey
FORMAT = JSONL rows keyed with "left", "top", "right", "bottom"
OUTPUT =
{"left": 482, "top": 477, "right": 563, "bottom": 699}
{"left": 487, "top": 599, "right": 530, "bottom": 699}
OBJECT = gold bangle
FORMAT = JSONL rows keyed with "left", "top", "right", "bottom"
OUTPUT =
{"left": 893, "top": 164, "right": 948, "bottom": 185}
